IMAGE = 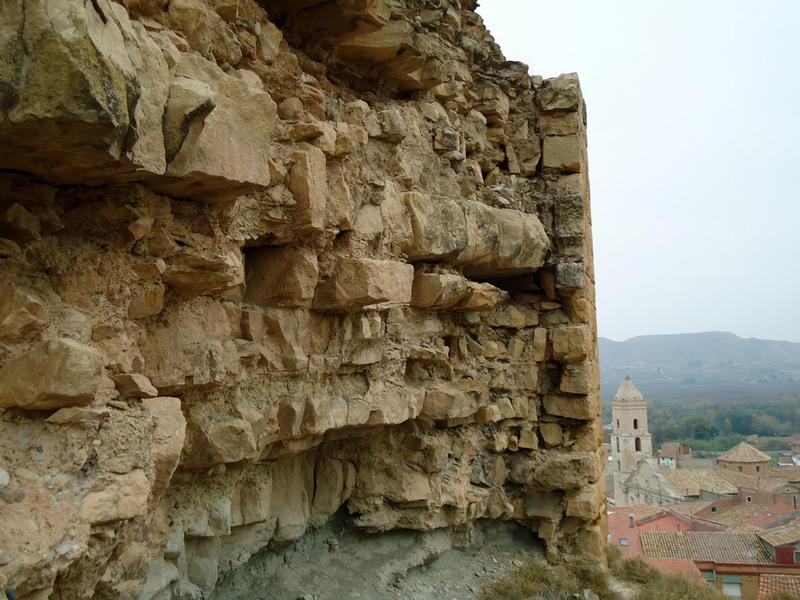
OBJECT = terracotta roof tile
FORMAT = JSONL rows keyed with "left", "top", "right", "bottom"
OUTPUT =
{"left": 718, "top": 442, "right": 771, "bottom": 464}
{"left": 642, "top": 558, "right": 705, "bottom": 584}
{"left": 770, "top": 466, "right": 800, "bottom": 483}
{"left": 659, "top": 468, "right": 737, "bottom": 497}
{"left": 641, "top": 531, "right": 773, "bottom": 564}
{"left": 608, "top": 504, "right": 667, "bottom": 524}
{"left": 759, "top": 574, "right": 800, "bottom": 600}
{"left": 759, "top": 520, "right": 800, "bottom": 547}
{"left": 716, "top": 470, "right": 793, "bottom": 493}
{"left": 697, "top": 502, "right": 796, "bottom": 530}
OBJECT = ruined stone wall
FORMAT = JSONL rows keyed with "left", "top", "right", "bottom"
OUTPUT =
{"left": 0, "top": 0, "right": 604, "bottom": 597}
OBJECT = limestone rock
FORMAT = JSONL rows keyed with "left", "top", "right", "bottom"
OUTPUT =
{"left": 244, "top": 247, "right": 318, "bottom": 307}
{"left": 80, "top": 470, "right": 150, "bottom": 524}
{"left": 0, "top": 339, "right": 107, "bottom": 410}
{"left": 411, "top": 272, "right": 470, "bottom": 310}
{"left": 560, "top": 362, "right": 593, "bottom": 395}
{"left": 403, "top": 194, "right": 550, "bottom": 278}
{"left": 159, "top": 53, "right": 277, "bottom": 198}
{"left": 534, "top": 452, "right": 601, "bottom": 490}
{"left": 538, "top": 73, "right": 583, "bottom": 113}
{"left": 543, "top": 393, "right": 599, "bottom": 421}
{"left": 0, "top": 0, "right": 170, "bottom": 183}
{"left": 543, "top": 135, "right": 582, "bottom": 174}
{"left": 288, "top": 146, "right": 327, "bottom": 231}
{"left": 421, "top": 380, "right": 490, "bottom": 421}
{"left": 113, "top": 373, "right": 159, "bottom": 398}
{"left": 314, "top": 258, "right": 413, "bottom": 311}
{"left": 46, "top": 406, "right": 111, "bottom": 424}
{"left": 550, "top": 325, "right": 591, "bottom": 363}
{"left": 142, "top": 397, "right": 186, "bottom": 495}
{"left": 0, "top": 1, "right": 601, "bottom": 593}
{"left": 0, "top": 285, "right": 48, "bottom": 343}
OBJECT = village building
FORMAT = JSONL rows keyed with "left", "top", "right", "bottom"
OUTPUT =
{"left": 658, "top": 442, "right": 693, "bottom": 470}
{"left": 616, "top": 459, "right": 739, "bottom": 507}
{"left": 718, "top": 442, "right": 772, "bottom": 476}
{"left": 642, "top": 529, "right": 800, "bottom": 600}
{"left": 670, "top": 490, "right": 798, "bottom": 531}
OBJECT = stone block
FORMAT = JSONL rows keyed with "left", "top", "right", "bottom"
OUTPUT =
{"left": 160, "top": 53, "right": 277, "bottom": 198}
{"left": 411, "top": 272, "right": 470, "bottom": 309}
{"left": 113, "top": 373, "right": 159, "bottom": 398}
{"left": 551, "top": 325, "right": 591, "bottom": 363}
{"left": 560, "top": 362, "right": 593, "bottom": 395}
{"left": 566, "top": 481, "right": 603, "bottom": 520}
{"left": 555, "top": 261, "right": 586, "bottom": 291}
{"left": 421, "top": 380, "right": 490, "bottom": 421}
{"left": 244, "top": 246, "right": 319, "bottom": 307}
{"left": 141, "top": 397, "right": 186, "bottom": 497}
{"left": 534, "top": 452, "right": 601, "bottom": 490}
{"left": 0, "top": 285, "right": 48, "bottom": 343}
{"left": 313, "top": 258, "right": 413, "bottom": 311}
{"left": 543, "top": 393, "right": 599, "bottom": 421}
{"left": 540, "top": 422, "right": 563, "bottom": 448}
{"left": 80, "top": 470, "right": 150, "bottom": 524}
{"left": 455, "top": 282, "right": 507, "bottom": 312}
{"left": 288, "top": 145, "right": 327, "bottom": 231}
{"left": 538, "top": 73, "right": 583, "bottom": 113}
{"left": 524, "top": 490, "right": 563, "bottom": 520}
{"left": 543, "top": 135, "right": 582, "bottom": 174}
{"left": 163, "top": 248, "right": 245, "bottom": 297}
{"left": 403, "top": 194, "right": 549, "bottom": 278}
{"left": 0, "top": 339, "right": 106, "bottom": 410}
{"left": 377, "top": 108, "right": 407, "bottom": 142}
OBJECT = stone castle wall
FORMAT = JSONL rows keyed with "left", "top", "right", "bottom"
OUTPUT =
{"left": 0, "top": 0, "right": 604, "bottom": 597}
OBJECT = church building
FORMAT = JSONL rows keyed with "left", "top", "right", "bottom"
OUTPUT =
{"left": 610, "top": 377, "right": 653, "bottom": 504}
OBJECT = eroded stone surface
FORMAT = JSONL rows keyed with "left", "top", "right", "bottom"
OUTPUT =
{"left": 0, "top": 0, "right": 602, "bottom": 597}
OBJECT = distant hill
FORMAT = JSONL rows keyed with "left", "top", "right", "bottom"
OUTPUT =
{"left": 600, "top": 332, "right": 800, "bottom": 405}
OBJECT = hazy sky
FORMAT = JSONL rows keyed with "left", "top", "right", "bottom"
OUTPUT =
{"left": 478, "top": 1, "right": 800, "bottom": 343}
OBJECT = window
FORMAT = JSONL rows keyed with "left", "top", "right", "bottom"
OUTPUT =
{"left": 616, "top": 419, "right": 620, "bottom": 429}
{"left": 756, "top": 466, "right": 761, "bottom": 472}
{"left": 711, "top": 506, "right": 718, "bottom": 513}
{"left": 721, "top": 575, "right": 742, "bottom": 597}
{"left": 635, "top": 437, "right": 642, "bottom": 452}
{"left": 619, "top": 538, "right": 629, "bottom": 546}
{"left": 746, "top": 496, "right": 752, "bottom": 504}
{"left": 616, "top": 438, "right": 620, "bottom": 452}
{"left": 794, "top": 550, "right": 800, "bottom": 564}
{"left": 722, "top": 582, "right": 742, "bottom": 597}
{"left": 633, "top": 418, "right": 639, "bottom": 430}
{"left": 738, "top": 466, "right": 743, "bottom": 472}
{"left": 703, "top": 572, "right": 716, "bottom": 587}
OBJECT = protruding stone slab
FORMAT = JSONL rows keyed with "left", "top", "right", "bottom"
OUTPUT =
{"left": 403, "top": 193, "right": 549, "bottom": 278}
{"left": 0, "top": 339, "right": 106, "bottom": 410}
{"left": 537, "top": 73, "right": 583, "bottom": 113}
{"left": 543, "top": 393, "right": 599, "bottom": 421}
{"left": 411, "top": 272, "right": 470, "bottom": 309}
{"left": 158, "top": 54, "right": 277, "bottom": 199}
{"left": 420, "top": 380, "right": 490, "bottom": 421}
{"left": 313, "top": 258, "right": 413, "bottom": 311}
{"left": 113, "top": 373, "right": 159, "bottom": 398}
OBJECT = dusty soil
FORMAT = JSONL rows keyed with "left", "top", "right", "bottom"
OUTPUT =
{"left": 213, "top": 518, "right": 544, "bottom": 600}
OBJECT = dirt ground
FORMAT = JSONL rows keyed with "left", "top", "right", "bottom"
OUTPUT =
{"left": 213, "top": 518, "right": 545, "bottom": 600}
